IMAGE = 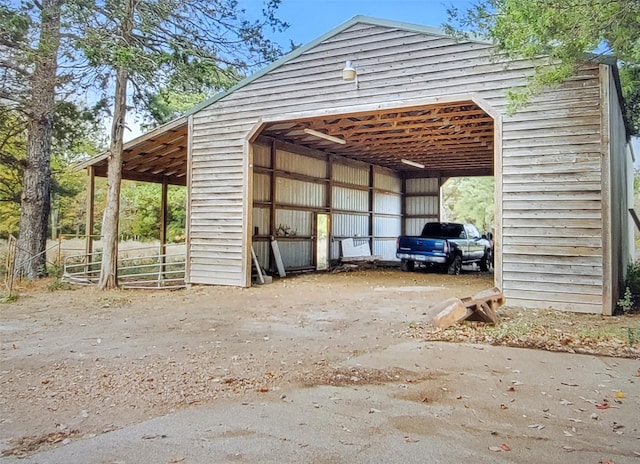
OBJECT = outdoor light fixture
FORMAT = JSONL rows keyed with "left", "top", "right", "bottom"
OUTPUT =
{"left": 342, "top": 60, "right": 358, "bottom": 88}
{"left": 401, "top": 158, "right": 425, "bottom": 169}
{"left": 304, "top": 128, "right": 346, "bottom": 145}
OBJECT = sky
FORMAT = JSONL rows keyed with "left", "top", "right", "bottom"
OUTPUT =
{"left": 252, "top": 0, "right": 473, "bottom": 46}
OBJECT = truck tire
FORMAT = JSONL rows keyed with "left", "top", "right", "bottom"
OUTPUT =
{"left": 479, "top": 250, "right": 491, "bottom": 272}
{"left": 447, "top": 254, "right": 462, "bottom": 275}
{"left": 400, "top": 259, "right": 415, "bottom": 272}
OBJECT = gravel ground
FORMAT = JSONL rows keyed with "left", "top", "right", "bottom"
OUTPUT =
{"left": 1, "top": 268, "right": 638, "bottom": 459}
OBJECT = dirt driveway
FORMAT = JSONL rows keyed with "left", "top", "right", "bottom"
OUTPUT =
{"left": 1, "top": 269, "right": 638, "bottom": 462}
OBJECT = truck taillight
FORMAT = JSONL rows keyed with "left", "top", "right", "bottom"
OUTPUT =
{"left": 442, "top": 241, "right": 449, "bottom": 253}
{"left": 396, "top": 238, "right": 399, "bottom": 250}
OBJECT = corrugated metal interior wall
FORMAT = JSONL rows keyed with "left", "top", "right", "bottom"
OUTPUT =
{"left": 252, "top": 140, "right": 404, "bottom": 272}
{"left": 404, "top": 178, "right": 440, "bottom": 235}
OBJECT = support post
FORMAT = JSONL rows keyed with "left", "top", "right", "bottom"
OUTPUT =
{"left": 369, "top": 165, "right": 375, "bottom": 255}
{"left": 160, "top": 176, "right": 169, "bottom": 277}
{"left": 85, "top": 166, "right": 95, "bottom": 274}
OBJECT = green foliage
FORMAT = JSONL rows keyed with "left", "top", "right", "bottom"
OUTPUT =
{"left": 46, "top": 278, "right": 73, "bottom": 292}
{"left": 0, "top": 100, "right": 105, "bottom": 239}
{"left": 626, "top": 326, "right": 640, "bottom": 347}
{"left": 70, "top": 0, "right": 288, "bottom": 124}
{"left": 447, "top": 0, "right": 640, "bottom": 134}
{"left": 617, "top": 286, "right": 634, "bottom": 313}
{"left": 620, "top": 259, "right": 640, "bottom": 313}
{"left": 119, "top": 183, "right": 186, "bottom": 242}
{"left": 0, "top": 292, "right": 19, "bottom": 303}
{"left": 442, "top": 177, "right": 495, "bottom": 232}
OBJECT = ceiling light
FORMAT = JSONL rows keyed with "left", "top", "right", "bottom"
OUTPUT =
{"left": 303, "top": 128, "right": 346, "bottom": 145}
{"left": 401, "top": 158, "right": 425, "bottom": 169}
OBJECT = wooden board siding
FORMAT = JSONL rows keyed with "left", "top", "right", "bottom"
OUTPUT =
{"left": 501, "top": 66, "right": 603, "bottom": 312}
{"left": 189, "top": 20, "right": 610, "bottom": 313}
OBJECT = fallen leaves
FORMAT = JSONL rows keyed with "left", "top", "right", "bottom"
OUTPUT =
{"left": 407, "top": 308, "right": 640, "bottom": 359}
{"left": 1, "top": 430, "right": 80, "bottom": 457}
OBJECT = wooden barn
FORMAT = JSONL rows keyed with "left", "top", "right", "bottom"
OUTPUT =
{"left": 81, "top": 16, "right": 635, "bottom": 314}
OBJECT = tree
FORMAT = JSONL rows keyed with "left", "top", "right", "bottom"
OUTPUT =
{"left": 442, "top": 177, "right": 495, "bottom": 232}
{"left": 72, "top": 0, "right": 287, "bottom": 289}
{"left": 0, "top": 101, "right": 104, "bottom": 240}
{"left": 447, "top": 0, "right": 640, "bottom": 134}
{"left": 1, "top": 0, "right": 64, "bottom": 277}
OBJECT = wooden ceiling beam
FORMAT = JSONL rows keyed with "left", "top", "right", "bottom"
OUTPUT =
{"left": 125, "top": 145, "right": 185, "bottom": 171}
{"left": 124, "top": 130, "right": 187, "bottom": 159}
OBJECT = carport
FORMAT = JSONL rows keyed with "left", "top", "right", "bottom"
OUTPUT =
{"left": 77, "top": 118, "right": 188, "bottom": 259}
{"left": 80, "top": 16, "right": 634, "bottom": 315}
{"left": 248, "top": 98, "right": 496, "bottom": 274}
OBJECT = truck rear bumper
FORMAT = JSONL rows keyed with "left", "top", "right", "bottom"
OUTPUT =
{"left": 396, "top": 253, "right": 447, "bottom": 264}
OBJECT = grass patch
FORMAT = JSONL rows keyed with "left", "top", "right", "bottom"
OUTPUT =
{"left": 46, "top": 279, "right": 74, "bottom": 292}
{"left": 0, "top": 291, "right": 19, "bottom": 303}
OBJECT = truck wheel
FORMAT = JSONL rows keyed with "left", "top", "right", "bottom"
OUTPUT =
{"left": 447, "top": 254, "right": 462, "bottom": 275}
{"left": 400, "top": 259, "right": 415, "bottom": 272}
{"left": 479, "top": 250, "right": 491, "bottom": 272}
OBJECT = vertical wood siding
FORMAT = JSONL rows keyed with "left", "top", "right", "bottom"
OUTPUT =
{"left": 190, "top": 21, "right": 612, "bottom": 312}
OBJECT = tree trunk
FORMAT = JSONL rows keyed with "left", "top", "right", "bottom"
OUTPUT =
{"left": 97, "top": 0, "right": 133, "bottom": 290}
{"left": 13, "top": 0, "right": 63, "bottom": 279}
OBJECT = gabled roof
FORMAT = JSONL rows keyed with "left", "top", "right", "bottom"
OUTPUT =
{"left": 76, "top": 15, "right": 630, "bottom": 183}
{"left": 183, "top": 16, "right": 490, "bottom": 118}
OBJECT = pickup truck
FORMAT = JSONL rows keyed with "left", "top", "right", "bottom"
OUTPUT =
{"left": 396, "top": 222, "right": 493, "bottom": 275}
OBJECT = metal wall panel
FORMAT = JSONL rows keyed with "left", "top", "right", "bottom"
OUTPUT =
{"left": 332, "top": 186, "right": 368, "bottom": 212}
{"left": 406, "top": 196, "right": 439, "bottom": 216}
{"left": 332, "top": 162, "right": 369, "bottom": 186}
{"left": 253, "top": 173, "right": 271, "bottom": 202}
{"left": 276, "top": 177, "right": 326, "bottom": 207}
{"left": 374, "top": 239, "right": 399, "bottom": 260}
{"left": 374, "top": 216, "right": 401, "bottom": 237}
{"left": 276, "top": 149, "right": 327, "bottom": 177}
{"left": 275, "top": 209, "right": 312, "bottom": 236}
{"left": 332, "top": 213, "right": 368, "bottom": 237}
{"left": 406, "top": 177, "right": 439, "bottom": 194}
{"left": 253, "top": 143, "right": 271, "bottom": 168}
{"left": 331, "top": 240, "right": 340, "bottom": 261}
{"left": 252, "top": 207, "right": 270, "bottom": 236}
{"left": 405, "top": 218, "right": 429, "bottom": 236}
{"left": 374, "top": 192, "right": 401, "bottom": 213}
{"left": 374, "top": 170, "right": 401, "bottom": 192}
{"left": 278, "top": 240, "right": 313, "bottom": 268}
{"left": 252, "top": 241, "right": 270, "bottom": 269}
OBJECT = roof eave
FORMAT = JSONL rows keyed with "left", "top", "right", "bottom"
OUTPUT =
{"left": 75, "top": 115, "right": 188, "bottom": 171}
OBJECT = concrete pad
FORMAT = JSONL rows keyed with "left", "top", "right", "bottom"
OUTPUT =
{"left": 5, "top": 342, "right": 638, "bottom": 464}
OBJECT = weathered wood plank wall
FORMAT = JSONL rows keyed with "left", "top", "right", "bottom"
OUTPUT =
{"left": 189, "top": 19, "right": 619, "bottom": 313}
